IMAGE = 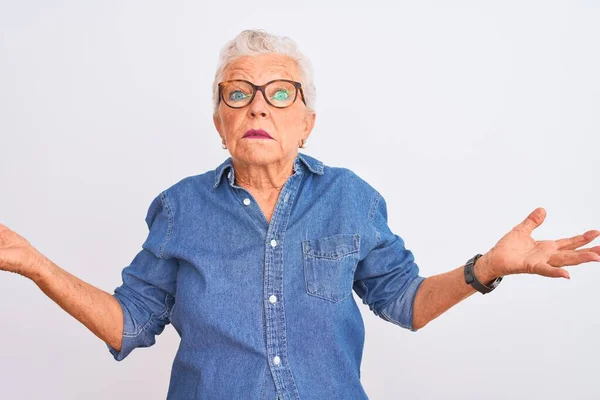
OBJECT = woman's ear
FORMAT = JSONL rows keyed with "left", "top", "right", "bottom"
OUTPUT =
{"left": 213, "top": 113, "right": 222, "bottom": 135}
{"left": 303, "top": 111, "right": 316, "bottom": 137}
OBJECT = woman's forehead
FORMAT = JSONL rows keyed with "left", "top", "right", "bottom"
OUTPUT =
{"left": 222, "top": 54, "right": 300, "bottom": 83}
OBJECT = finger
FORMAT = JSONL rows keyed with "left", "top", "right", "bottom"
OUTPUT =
{"left": 518, "top": 208, "right": 546, "bottom": 235}
{"left": 556, "top": 230, "right": 600, "bottom": 251}
{"left": 548, "top": 250, "right": 600, "bottom": 267}
{"left": 573, "top": 245, "right": 600, "bottom": 256}
{"left": 531, "top": 262, "right": 570, "bottom": 279}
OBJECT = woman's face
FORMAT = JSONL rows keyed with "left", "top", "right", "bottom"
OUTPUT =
{"left": 213, "top": 53, "right": 315, "bottom": 168}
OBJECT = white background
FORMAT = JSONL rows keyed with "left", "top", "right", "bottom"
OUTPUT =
{"left": 1, "top": 1, "right": 598, "bottom": 399}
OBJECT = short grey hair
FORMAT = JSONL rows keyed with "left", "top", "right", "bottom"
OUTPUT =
{"left": 212, "top": 29, "right": 316, "bottom": 114}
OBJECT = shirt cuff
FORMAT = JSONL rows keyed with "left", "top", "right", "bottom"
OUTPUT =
{"left": 377, "top": 275, "right": 426, "bottom": 332}
{"left": 105, "top": 294, "right": 147, "bottom": 361}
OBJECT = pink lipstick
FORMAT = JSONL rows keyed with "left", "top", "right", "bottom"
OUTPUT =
{"left": 242, "top": 129, "right": 273, "bottom": 139}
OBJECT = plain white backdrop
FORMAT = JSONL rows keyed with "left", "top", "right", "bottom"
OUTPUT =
{"left": 1, "top": 1, "right": 598, "bottom": 399}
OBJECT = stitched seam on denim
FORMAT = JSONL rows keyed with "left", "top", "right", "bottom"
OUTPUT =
{"left": 303, "top": 252, "right": 310, "bottom": 302}
{"left": 157, "top": 292, "right": 173, "bottom": 320}
{"left": 232, "top": 186, "right": 264, "bottom": 235}
{"left": 158, "top": 190, "right": 174, "bottom": 259}
{"left": 113, "top": 296, "right": 134, "bottom": 336}
{"left": 304, "top": 249, "right": 359, "bottom": 259}
{"left": 367, "top": 190, "right": 380, "bottom": 224}
{"left": 305, "top": 290, "right": 348, "bottom": 303}
{"left": 118, "top": 289, "right": 165, "bottom": 337}
{"left": 380, "top": 308, "right": 410, "bottom": 329}
{"left": 359, "top": 280, "right": 369, "bottom": 301}
{"left": 376, "top": 276, "right": 413, "bottom": 315}
{"left": 409, "top": 277, "right": 426, "bottom": 331}
{"left": 276, "top": 175, "right": 301, "bottom": 398}
{"left": 379, "top": 276, "right": 425, "bottom": 330}
{"left": 168, "top": 292, "right": 176, "bottom": 320}
{"left": 263, "top": 201, "right": 281, "bottom": 393}
{"left": 259, "top": 364, "right": 267, "bottom": 399}
{"left": 302, "top": 235, "right": 359, "bottom": 259}
{"left": 304, "top": 249, "right": 357, "bottom": 303}
{"left": 114, "top": 289, "right": 152, "bottom": 336}
{"left": 358, "top": 191, "right": 382, "bottom": 311}
{"left": 368, "top": 191, "right": 382, "bottom": 245}
{"left": 350, "top": 249, "right": 360, "bottom": 283}
{"left": 123, "top": 313, "right": 157, "bottom": 337}
{"left": 265, "top": 270, "right": 279, "bottom": 389}
{"left": 261, "top": 283, "right": 268, "bottom": 393}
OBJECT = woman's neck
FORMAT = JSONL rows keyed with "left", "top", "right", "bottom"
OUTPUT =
{"left": 232, "top": 156, "right": 294, "bottom": 192}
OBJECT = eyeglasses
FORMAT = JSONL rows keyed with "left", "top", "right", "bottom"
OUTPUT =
{"left": 218, "top": 79, "right": 306, "bottom": 109}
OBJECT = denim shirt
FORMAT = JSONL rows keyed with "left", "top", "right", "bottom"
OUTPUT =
{"left": 106, "top": 152, "right": 426, "bottom": 400}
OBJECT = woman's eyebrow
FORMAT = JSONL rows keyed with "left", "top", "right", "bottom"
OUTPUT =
{"left": 224, "top": 67, "right": 297, "bottom": 82}
{"left": 223, "top": 66, "right": 251, "bottom": 80}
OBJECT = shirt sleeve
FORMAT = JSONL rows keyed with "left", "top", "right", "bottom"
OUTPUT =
{"left": 353, "top": 190, "right": 426, "bottom": 332}
{"left": 106, "top": 190, "right": 178, "bottom": 361}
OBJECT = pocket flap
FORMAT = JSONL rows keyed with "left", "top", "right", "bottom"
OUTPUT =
{"left": 302, "top": 233, "right": 360, "bottom": 259}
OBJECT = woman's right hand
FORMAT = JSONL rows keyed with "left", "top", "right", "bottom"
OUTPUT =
{"left": 0, "top": 223, "right": 49, "bottom": 280}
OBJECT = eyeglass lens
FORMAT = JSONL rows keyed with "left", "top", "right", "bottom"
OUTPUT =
{"left": 221, "top": 80, "right": 297, "bottom": 108}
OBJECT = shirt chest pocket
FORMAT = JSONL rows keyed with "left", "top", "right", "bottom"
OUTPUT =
{"left": 302, "top": 233, "right": 361, "bottom": 304}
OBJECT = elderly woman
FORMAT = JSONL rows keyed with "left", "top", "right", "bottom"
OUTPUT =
{"left": 1, "top": 29, "right": 599, "bottom": 400}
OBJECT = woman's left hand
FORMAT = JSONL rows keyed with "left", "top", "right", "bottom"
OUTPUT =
{"left": 478, "top": 207, "right": 600, "bottom": 280}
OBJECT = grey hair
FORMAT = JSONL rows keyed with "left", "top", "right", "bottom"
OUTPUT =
{"left": 212, "top": 29, "right": 316, "bottom": 114}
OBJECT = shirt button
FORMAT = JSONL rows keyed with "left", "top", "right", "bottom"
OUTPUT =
{"left": 270, "top": 239, "right": 277, "bottom": 248}
{"left": 227, "top": 171, "right": 231, "bottom": 179}
{"left": 273, "top": 356, "right": 281, "bottom": 365}
{"left": 269, "top": 295, "right": 277, "bottom": 304}
{"left": 243, "top": 198, "right": 251, "bottom": 206}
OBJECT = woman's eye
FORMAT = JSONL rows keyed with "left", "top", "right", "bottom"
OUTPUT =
{"left": 229, "top": 90, "right": 248, "bottom": 101}
{"left": 272, "top": 90, "right": 289, "bottom": 101}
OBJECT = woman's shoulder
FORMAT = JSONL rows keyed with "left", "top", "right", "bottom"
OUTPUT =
{"left": 321, "top": 162, "right": 378, "bottom": 197}
{"left": 156, "top": 169, "right": 216, "bottom": 203}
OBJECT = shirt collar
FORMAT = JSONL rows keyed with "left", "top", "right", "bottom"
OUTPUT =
{"left": 213, "top": 152, "right": 324, "bottom": 189}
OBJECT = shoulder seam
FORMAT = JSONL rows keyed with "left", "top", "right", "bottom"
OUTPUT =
{"left": 367, "top": 190, "right": 382, "bottom": 244}
{"left": 158, "top": 190, "right": 174, "bottom": 259}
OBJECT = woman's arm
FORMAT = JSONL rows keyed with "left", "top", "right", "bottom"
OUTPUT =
{"left": 411, "top": 254, "right": 495, "bottom": 330}
{"left": 0, "top": 223, "right": 124, "bottom": 351}
{"left": 33, "top": 258, "right": 124, "bottom": 351}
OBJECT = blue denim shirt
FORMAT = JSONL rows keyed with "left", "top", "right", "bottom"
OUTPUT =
{"left": 107, "top": 152, "right": 426, "bottom": 399}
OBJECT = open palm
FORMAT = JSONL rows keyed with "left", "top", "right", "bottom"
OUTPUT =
{"left": 484, "top": 208, "right": 600, "bottom": 279}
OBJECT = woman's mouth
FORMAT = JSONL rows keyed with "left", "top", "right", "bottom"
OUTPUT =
{"left": 242, "top": 129, "right": 273, "bottom": 139}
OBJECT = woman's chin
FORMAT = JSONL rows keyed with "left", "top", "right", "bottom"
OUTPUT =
{"left": 234, "top": 149, "right": 282, "bottom": 165}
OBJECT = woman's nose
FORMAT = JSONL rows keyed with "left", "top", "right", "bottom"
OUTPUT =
{"left": 248, "top": 90, "right": 270, "bottom": 118}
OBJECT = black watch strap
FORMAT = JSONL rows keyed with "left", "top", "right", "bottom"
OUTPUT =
{"left": 464, "top": 254, "right": 503, "bottom": 294}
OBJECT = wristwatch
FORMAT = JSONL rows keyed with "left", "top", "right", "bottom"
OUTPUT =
{"left": 464, "top": 253, "right": 503, "bottom": 294}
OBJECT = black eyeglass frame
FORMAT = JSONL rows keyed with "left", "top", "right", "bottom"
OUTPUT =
{"left": 218, "top": 79, "right": 307, "bottom": 109}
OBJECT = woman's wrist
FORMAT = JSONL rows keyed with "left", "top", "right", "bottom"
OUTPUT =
{"left": 27, "top": 252, "right": 55, "bottom": 284}
{"left": 473, "top": 252, "right": 500, "bottom": 285}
